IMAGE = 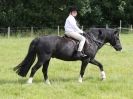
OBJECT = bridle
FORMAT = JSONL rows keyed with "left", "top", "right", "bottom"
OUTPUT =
{"left": 83, "top": 33, "right": 112, "bottom": 47}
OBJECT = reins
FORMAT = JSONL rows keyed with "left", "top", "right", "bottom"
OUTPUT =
{"left": 84, "top": 33, "right": 112, "bottom": 47}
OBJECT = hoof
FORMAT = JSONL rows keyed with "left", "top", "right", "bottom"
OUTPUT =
{"left": 78, "top": 76, "right": 83, "bottom": 83}
{"left": 101, "top": 71, "right": 106, "bottom": 81}
{"left": 101, "top": 77, "right": 106, "bottom": 81}
{"left": 27, "top": 78, "right": 33, "bottom": 84}
{"left": 78, "top": 79, "right": 82, "bottom": 83}
{"left": 27, "top": 81, "right": 32, "bottom": 84}
{"left": 46, "top": 79, "right": 51, "bottom": 85}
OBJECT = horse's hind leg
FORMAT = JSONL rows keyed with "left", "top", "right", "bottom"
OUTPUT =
{"left": 27, "top": 60, "right": 44, "bottom": 84}
{"left": 27, "top": 53, "right": 49, "bottom": 84}
{"left": 42, "top": 59, "right": 51, "bottom": 85}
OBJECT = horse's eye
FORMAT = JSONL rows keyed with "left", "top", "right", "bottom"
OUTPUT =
{"left": 115, "top": 37, "right": 119, "bottom": 40}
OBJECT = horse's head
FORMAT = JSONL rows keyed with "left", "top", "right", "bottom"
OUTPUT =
{"left": 86, "top": 28, "right": 122, "bottom": 51}
{"left": 104, "top": 29, "right": 122, "bottom": 51}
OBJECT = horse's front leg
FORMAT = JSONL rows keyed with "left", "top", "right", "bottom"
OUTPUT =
{"left": 79, "top": 58, "right": 90, "bottom": 83}
{"left": 90, "top": 59, "right": 106, "bottom": 80}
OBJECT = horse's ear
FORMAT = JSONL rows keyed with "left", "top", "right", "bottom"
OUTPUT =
{"left": 114, "top": 29, "right": 119, "bottom": 36}
{"left": 114, "top": 28, "right": 119, "bottom": 34}
{"left": 98, "top": 29, "right": 103, "bottom": 36}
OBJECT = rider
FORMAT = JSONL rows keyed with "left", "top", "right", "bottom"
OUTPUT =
{"left": 64, "top": 6, "right": 87, "bottom": 58}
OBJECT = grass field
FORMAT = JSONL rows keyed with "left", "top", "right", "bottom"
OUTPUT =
{"left": 0, "top": 33, "right": 133, "bottom": 99}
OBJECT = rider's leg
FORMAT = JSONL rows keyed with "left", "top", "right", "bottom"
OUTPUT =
{"left": 65, "top": 32, "right": 86, "bottom": 57}
{"left": 77, "top": 35, "right": 85, "bottom": 51}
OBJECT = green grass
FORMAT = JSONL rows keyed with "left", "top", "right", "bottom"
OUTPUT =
{"left": 0, "top": 34, "right": 133, "bottom": 99}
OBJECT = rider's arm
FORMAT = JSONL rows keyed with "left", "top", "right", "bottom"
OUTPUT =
{"left": 69, "top": 16, "right": 83, "bottom": 33}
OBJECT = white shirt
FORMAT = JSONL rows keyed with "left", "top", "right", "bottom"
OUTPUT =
{"left": 64, "top": 15, "right": 83, "bottom": 34}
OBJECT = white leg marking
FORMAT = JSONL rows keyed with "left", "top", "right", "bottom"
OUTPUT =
{"left": 46, "top": 79, "right": 51, "bottom": 85}
{"left": 27, "top": 77, "right": 33, "bottom": 84}
{"left": 101, "top": 71, "right": 106, "bottom": 80}
{"left": 78, "top": 75, "right": 83, "bottom": 83}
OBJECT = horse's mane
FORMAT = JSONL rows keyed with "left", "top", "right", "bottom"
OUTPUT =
{"left": 83, "top": 28, "right": 108, "bottom": 46}
{"left": 83, "top": 32, "right": 98, "bottom": 42}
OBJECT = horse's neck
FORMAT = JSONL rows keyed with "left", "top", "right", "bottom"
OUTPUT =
{"left": 95, "top": 38, "right": 108, "bottom": 50}
{"left": 85, "top": 33, "right": 105, "bottom": 50}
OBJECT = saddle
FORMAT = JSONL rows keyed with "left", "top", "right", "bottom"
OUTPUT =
{"left": 62, "top": 34, "right": 90, "bottom": 50}
{"left": 63, "top": 35, "right": 79, "bottom": 45}
{"left": 62, "top": 35, "right": 89, "bottom": 58}
{"left": 62, "top": 35, "right": 80, "bottom": 52}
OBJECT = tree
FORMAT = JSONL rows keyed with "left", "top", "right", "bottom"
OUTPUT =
{"left": 0, "top": 0, "right": 132, "bottom": 27}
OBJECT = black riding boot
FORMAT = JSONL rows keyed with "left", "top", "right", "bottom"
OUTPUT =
{"left": 75, "top": 51, "right": 87, "bottom": 58}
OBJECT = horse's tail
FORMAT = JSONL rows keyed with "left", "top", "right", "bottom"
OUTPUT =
{"left": 13, "top": 38, "right": 39, "bottom": 77}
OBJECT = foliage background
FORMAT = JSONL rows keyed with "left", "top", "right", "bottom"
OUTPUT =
{"left": 0, "top": 0, "right": 132, "bottom": 27}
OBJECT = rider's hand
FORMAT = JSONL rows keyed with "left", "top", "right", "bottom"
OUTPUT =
{"left": 80, "top": 32, "right": 85, "bottom": 35}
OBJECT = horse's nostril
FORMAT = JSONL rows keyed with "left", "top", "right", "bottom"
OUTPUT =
{"left": 115, "top": 45, "right": 122, "bottom": 51}
{"left": 117, "top": 47, "right": 122, "bottom": 51}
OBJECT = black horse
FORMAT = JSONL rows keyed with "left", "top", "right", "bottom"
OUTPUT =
{"left": 14, "top": 28, "right": 122, "bottom": 84}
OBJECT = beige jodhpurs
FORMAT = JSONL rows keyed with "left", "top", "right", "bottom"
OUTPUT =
{"left": 65, "top": 32, "right": 86, "bottom": 51}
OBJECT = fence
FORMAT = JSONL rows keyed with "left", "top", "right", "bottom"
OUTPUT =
{"left": 0, "top": 26, "right": 65, "bottom": 38}
{"left": 0, "top": 22, "right": 132, "bottom": 38}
